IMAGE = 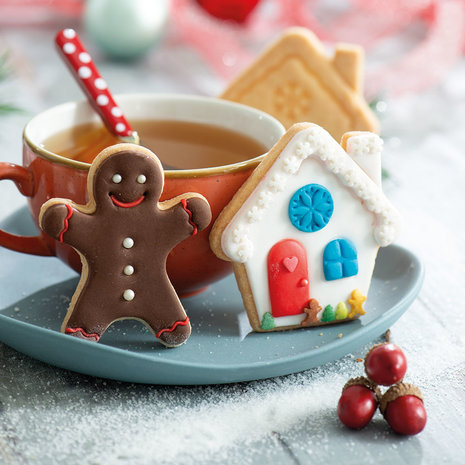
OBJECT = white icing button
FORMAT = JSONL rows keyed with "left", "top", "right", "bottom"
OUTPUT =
{"left": 123, "top": 289, "right": 135, "bottom": 301}
{"left": 112, "top": 173, "right": 122, "bottom": 183}
{"left": 115, "top": 123, "right": 126, "bottom": 133}
{"left": 62, "top": 42, "right": 76, "bottom": 54}
{"left": 79, "top": 52, "right": 91, "bottom": 63}
{"left": 123, "top": 237, "right": 134, "bottom": 249}
{"left": 124, "top": 265, "right": 134, "bottom": 276}
{"left": 137, "top": 174, "right": 146, "bottom": 184}
{"left": 94, "top": 78, "right": 107, "bottom": 89}
{"left": 111, "top": 107, "right": 123, "bottom": 117}
{"left": 78, "top": 66, "right": 91, "bottom": 79}
{"left": 63, "top": 28, "right": 76, "bottom": 39}
{"left": 96, "top": 94, "right": 109, "bottom": 106}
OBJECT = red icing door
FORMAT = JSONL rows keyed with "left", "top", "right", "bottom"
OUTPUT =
{"left": 267, "top": 239, "right": 310, "bottom": 318}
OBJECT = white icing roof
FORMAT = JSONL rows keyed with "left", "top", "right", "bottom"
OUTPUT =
{"left": 221, "top": 124, "right": 402, "bottom": 263}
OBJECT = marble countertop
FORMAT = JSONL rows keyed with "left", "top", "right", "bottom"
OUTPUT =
{"left": 0, "top": 22, "right": 464, "bottom": 465}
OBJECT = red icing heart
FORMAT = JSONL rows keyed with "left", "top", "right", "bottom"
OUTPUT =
{"left": 195, "top": 0, "right": 262, "bottom": 23}
{"left": 282, "top": 256, "right": 298, "bottom": 273}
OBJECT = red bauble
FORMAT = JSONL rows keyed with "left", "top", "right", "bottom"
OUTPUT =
{"left": 337, "top": 383, "right": 379, "bottom": 429}
{"left": 365, "top": 343, "right": 407, "bottom": 386}
{"left": 195, "top": 0, "right": 262, "bottom": 23}
{"left": 384, "top": 395, "right": 427, "bottom": 435}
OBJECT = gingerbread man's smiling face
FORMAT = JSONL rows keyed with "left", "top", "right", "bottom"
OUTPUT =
{"left": 92, "top": 150, "right": 164, "bottom": 209}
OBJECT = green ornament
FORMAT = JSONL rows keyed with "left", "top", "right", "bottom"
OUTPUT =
{"left": 261, "top": 312, "right": 276, "bottom": 330}
{"left": 84, "top": 0, "right": 169, "bottom": 60}
{"left": 336, "top": 302, "right": 349, "bottom": 320}
{"left": 321, "top": 305, "right": 335, "bottom": 322}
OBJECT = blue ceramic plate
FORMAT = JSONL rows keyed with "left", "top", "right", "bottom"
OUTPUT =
{"left": 0, "top": 207, "right": 424, "bottom": 385}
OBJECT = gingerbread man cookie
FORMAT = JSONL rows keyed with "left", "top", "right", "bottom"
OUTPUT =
{"left": 39, "top": 143, "right": 211, "bottom": 347}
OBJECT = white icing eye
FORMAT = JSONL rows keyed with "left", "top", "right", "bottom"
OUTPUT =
{"left": 137, "top": 174, "right": 146, "bottom": 184}
{"left": 112, "top": 174, "right": 122, "bottom": 183}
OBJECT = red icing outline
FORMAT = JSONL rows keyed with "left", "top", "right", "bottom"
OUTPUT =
{"left": 111, "top": 194, "right": 145, "bottom": 208}
{"left": 181, "top": 199, "right": 198, "bottom": 235}
{"left": 65, "top": 327, "right": 101, "bottom": 341}
{"left": 156, "top": 317, "right": 190, "bottom": 339}
{"left": 59, "top": 204, "right": 73, "bottom": 243}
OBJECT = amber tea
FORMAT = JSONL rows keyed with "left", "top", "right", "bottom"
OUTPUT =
{"left": 42, "top": 119, "right": 268, "bottom": 170}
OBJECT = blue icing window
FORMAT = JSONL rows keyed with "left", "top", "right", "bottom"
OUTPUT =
{"left": 288, "top": 184, "right": 334, "bottom": 232}
{"left": 323, "top": 239, "right": 358, "bottom": 281}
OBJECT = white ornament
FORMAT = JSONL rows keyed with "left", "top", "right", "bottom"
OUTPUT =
{"left": 84, "top": 0, "right": 169, "bottom": 59}
{"left": 112, "top": 174, "right": 122, "bottom": 183}
{"left": 137, "top": 174, "right": 146, "bottom": 184}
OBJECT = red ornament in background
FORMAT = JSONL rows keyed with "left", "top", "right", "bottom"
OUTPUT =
{"left": 195, "top": 0, "right": 262, "bottom": 23}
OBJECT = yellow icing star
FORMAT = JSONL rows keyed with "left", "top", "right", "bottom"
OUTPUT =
{"left": 348, "top": 289, "right": 367, "bottom": 318}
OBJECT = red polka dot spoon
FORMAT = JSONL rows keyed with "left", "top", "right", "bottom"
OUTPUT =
{"left": 55, "top": 28, "right": 140, "bottom": 152}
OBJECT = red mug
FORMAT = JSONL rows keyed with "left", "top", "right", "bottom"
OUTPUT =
{"left": 0, "top": 93, "right": 285, "bottom": 296}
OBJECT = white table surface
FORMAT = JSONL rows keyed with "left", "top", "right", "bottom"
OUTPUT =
{"left": 0, "top": 23, "right": 464, "bottom": 465}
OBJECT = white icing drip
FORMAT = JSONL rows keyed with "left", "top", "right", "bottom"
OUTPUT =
{"left": 347, "top": 134, "right": 383, "bottom": 157}
{"left": 267, "top": 173, "right": 286, "bottom": 193}
{"left": 258, "top": 190, "right": 273, "bottom": 209}
{"left": 222, "top": 227, "right": 253, "bottom": 263}
{"left": 247, "top": 206, "right": 263, "bottom": 223}
{"left": 295, "top": 141, "right": 312, "bottom": 159}
{"left": 221, "top": 125, "right": 401, "bottom": 263}
{"left": 282, "top": 156, "right": 301, "bottom": 174}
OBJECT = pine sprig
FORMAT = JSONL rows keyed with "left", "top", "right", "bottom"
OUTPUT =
{"left": 0, "top": 52, "right": 21, "bottom": 115}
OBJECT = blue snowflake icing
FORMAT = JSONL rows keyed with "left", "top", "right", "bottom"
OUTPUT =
{"left": 288, "top": 184, "right": 334, "bottom": 232}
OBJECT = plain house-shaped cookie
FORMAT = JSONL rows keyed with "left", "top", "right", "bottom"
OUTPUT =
{"left": 210, "top": 123, "right": 401, "bottom": 332}
{"left": 221, "top": 27, "right": 379, "bottom": 142}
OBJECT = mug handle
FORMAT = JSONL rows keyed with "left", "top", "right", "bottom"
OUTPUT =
{"left": 0, "top": 162, "right": 53, "bottom": 256}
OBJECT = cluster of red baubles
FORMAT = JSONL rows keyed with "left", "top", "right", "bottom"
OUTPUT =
{"left": 337, "top": 343, "right": 427, "bottom": 435}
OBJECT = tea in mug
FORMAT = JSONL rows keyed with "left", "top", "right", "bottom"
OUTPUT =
{"left": 42, "top": 119, "right": 268, "bottom": 170}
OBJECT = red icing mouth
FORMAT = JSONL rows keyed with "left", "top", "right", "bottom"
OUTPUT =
{"left": 110, "top": 194, "right": 145, "bottom": 208}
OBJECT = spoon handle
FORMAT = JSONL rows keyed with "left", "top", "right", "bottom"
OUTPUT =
{"left": 55, "top": 28, "right": 139, "bottom": 144}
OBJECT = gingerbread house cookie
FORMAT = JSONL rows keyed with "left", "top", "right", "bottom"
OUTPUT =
{"left": 221, "top": 27, "right": 379, "bottom": 142}
{"left": 210, "top": 123, "right": 401, "bottom": 332}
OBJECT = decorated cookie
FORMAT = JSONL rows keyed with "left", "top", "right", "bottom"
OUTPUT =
{"left": 210, "top": 123, "right": 401, "bottom": 332}
{"left": 221, "top": 27, "right": 379, "bottom": 142}
{"left": 40, "top": 144, "right": 211, "bottom": 347}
